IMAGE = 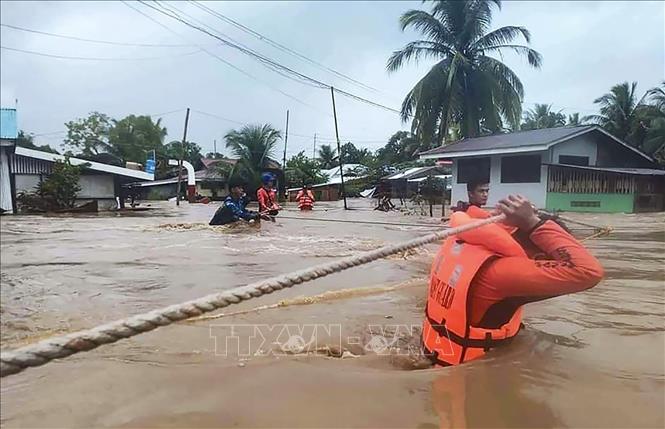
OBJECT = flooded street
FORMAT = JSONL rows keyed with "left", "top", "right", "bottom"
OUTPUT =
{"left": 1, "top": 200, "right": 663, "bottom": 428}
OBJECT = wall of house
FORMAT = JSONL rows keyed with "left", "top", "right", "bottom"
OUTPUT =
{"left": 77, "top": 174, "right": 115, "bottom": 199}
{"left": 14, "top": 174, "right": 41, "bottom": 194}
{"left": 451, "top": 153, "right": 548, "bottom": 208}
{"left": 546, "top": 192, "right": 635, "bottom": 213}
{"left": 548, "top": 134, "right": 598, "bottom": 165}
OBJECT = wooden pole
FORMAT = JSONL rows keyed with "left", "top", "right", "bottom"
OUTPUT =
{"left": 213, "top": 139, "right": 217, "bottom": 157}
{"left": 176, "top": 107, "right": 190, "bottom": 207}
{"left": 282, "top": 109, "right": 289, "bottom": 169}
{"left": 330, "top": 86, "right": 348, "bottom": 210}
{"left": 313, "top": 133, "right": 317, "bottom": 159}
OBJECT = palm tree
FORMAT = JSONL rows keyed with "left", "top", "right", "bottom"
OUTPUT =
{"left": 521, "top": 104, "right": 566, "bottom": 130}
{"left": 567, "top": 113, "right": 582, "bottom": 126}
{"left": 642, "top": 82, "right": 665, "bottom": 162}
{"left": 387, "top": 0, "right": 542, "bottom": 145}
{"left": 584, "top": 82, "right": 649, "bottom": 144}
{"left": 225, "top": 124, "right": 281, "bottom": 185}
{"left": 317, "top": 144, "right": 337, "bottom": 169}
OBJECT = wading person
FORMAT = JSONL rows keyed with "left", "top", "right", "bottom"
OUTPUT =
{"left": 257, "top": 172, "right": 281, "bottom": 217}
{"left": 423, "top": 194, "right": 604, "bottom": 366}
{"left": 209, "top": 179, "right": 260, "bottom": 226}
{"left": 296, "top": 184, "right": 315, "bottom": 211}
{"left": 452, "top": 178, "right": 490, "bottom": 213}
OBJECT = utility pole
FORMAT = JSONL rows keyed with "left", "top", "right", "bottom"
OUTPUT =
{"left": 176, "top": 107, "right": 190, "bottom": 207}
{"left": 330, "top": 86, "right": 347, "bottom": 210}
{"left": 282, "top": 109, "right": 289, "bottom": 169}
{"left": 213, "top": 139, "right": 217, "bottom": 157}
{"left": 313, "top": 133, "right": 317, "bottom": 159}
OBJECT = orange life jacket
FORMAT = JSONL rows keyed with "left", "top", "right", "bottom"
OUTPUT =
{"left": 297, "top": 190, "right": 314, "bottom": 209}
{"left": 422, "top": 211, "right": 526, "bottom": 366}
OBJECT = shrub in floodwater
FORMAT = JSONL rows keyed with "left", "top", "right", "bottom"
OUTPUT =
{"left": 17, "top": 157, "right": 87, "bottom": 212}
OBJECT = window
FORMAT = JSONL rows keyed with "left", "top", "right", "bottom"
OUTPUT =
{"left": 457, "top": 157, "right": 490, "bottom": 184}
{"left": 500, "top": 155, "right": 541, "bottom": 183}
{"left": 571, "top": 200, "right": 601, "bottom": 208}
{"left": 559, "top": 155, "right": 589, "bottom": 166}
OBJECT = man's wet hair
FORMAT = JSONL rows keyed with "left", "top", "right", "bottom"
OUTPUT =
{"left": 467, "top": 178, "right": 489, "bottom": 193}
{"left": 228, "top": 177, "right": 246, "bottom": 190}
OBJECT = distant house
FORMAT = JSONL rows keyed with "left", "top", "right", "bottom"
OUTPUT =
{"left": 382, "top": 166, "right": 452, "bottom": 199}
{"left": 287, "top": 163, "right": 368, "bottom": 202}
{"left": 419, "top": 125, "right": 665, "bottom": 213}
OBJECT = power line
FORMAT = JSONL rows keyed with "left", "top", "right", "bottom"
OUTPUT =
{"left": 0, "top": 23, "right": 192, "bottom": 48}
{"left": 188, "top": 0, "right": 380, "bottom": 94}
{"left": 0, "top": 45, "right": 202, "bottom": 61}
{"left": 139, "top": 0, "right": 406, "bottom": 116}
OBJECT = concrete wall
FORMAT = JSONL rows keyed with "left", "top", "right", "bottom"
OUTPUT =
{"left": 546, "top": 192, "right": 635, "bottom": 213}
{"left": 77, "top": 174, "right": 115, "bottom": 198}
{"left": 451, "top": 153, "right": 547, "bottom": 208}
{"left": 549, "top": 134, "right": 598, "bottom": 165}
{"left": 15, "top": 174, "right": 41, "bottom": 194}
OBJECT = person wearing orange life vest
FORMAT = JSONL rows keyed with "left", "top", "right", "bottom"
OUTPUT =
{"left": 257, "top": 172, "right": 281, "bottom": 216}
{"left": 423, "top": 194, "right": 604, "bottom": 367}
{"left": 296, "top": 184, "right": 315, "bottom": 211}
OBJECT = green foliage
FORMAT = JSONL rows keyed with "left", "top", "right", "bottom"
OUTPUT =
{"left": 567, "top": 113, "right": 583, "bottom": 126}
{"left": 16, "top": 130, "right": 60, "bottom": 154}
{"left": 205, "top": 152, "right": 225, "bottom": 159}
{"left": 162, "top": 140, "right": 204, "bottom": 171}
{"left": 64, "top": 112, "right": 112, "bottom": 156}
{"left": 317, "top": 144, "right": 337, "bottom": 169}
{"left": 375, "top": 130, "right": 423, "bottom": 164}
{"left": 388, "top": 0, "right": 542, "bottom": 145}
{"left": 225, "top": 123, "right": 281, "bottom": 188}
{"left": 37, "top": 158, "right": 84, "bottom": 209}
{"left": 521, "top": 104, "right": 566, "bottom": 130}
{"left": 108, "top": 115, "right": 167, "bottom": 163}
{"left": 340, "top": 142, "right": 373, "bottom": 164}
{"left": 285, "top": 151, "right": 328, "bottom": 188}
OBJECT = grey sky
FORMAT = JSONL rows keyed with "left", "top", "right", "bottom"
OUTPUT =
{"left": 1, "top": 1, "right": 663, "bottom": 161}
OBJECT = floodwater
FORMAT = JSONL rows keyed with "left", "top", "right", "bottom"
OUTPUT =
{"left": 1, "top": 200, "right": 663, "bottom": 428}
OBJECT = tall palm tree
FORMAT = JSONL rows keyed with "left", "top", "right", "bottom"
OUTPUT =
{"left": 521, "top": 104, "right": 566, "bottom": 130}
{"left": 387, "top": 0, "right": 542, "bottom": 145}
{"left": 317, "top": 144, "right": 337, "bottom": 169}
{"left": 225, "top": 124, "right": 281, "bottom": 185}
{"left": 584, "top": 82, "right": 649, "bottom": 144}
{"left": 642, "top": 81, "right": 665, "bottom": 162}
{"left": 567, "top": 113, "right": 582, "bottom": 126}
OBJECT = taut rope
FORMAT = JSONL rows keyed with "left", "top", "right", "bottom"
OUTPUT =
{"left": 0, "top": 215, "right": 506, "bottom": 378}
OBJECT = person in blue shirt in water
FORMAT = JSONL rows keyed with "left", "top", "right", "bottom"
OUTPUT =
{"left": 209, "top": 178, "right": 260, "bottom": 225}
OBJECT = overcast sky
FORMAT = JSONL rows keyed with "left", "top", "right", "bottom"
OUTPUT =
{"left": 1, "top": 1, "right": 663, "bottom": 160}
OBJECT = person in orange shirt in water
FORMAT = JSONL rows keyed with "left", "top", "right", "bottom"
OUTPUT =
{"left": 257, "top": 173, "right": 281, "bottom": 217}
{"left": 296, "top": 184, "right": 315, "bottom": 211}
{"left": 422, "top": 194, "right": 604, "bottom": 367}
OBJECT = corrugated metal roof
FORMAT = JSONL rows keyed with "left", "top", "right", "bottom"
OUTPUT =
{"left": 0, "top": 108, "right": 18, "bottom": 140}
{"left": 547, "top": 163, "right": 665, "bottom": 176}
{"left": 420, "top": 126, "right": 593, "bottom": 157}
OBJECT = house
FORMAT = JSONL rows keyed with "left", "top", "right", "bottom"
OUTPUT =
{"left": 128, "top": 157, "right": 285, "bottom": 201}
{"left": 1, "top": 107, "right": 156, "bottom": 213}
{"left": 287, "top": 164, "right": 368, "bottom": 201}
{"left": 419, "top": 125, "right": 665, "bottom": 213}
{"left": 382, "top": 166, "right": 452, "bottom": 199}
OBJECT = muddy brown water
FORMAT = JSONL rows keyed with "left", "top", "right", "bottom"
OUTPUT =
{"left": 1, "top": 200, "right": 663, "bottom": 428}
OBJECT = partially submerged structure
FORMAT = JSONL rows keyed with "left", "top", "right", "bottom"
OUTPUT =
{"left": 419, "top": 126, "right": 665, "bottom": 212}
{"left": 287, "top": 164, "right": 368, "bottom": 201}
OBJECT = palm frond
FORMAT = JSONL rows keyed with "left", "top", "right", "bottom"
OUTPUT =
{"left": 386, "top": 41, "right": 451, "bottom": 72}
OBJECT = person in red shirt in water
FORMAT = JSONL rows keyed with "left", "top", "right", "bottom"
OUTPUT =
{"left": 257, "top": 173, "right": 281, "bottom": 216}
{"left": 422, "top": 194, "right": 604, "bottom": 366}
{"left": 296, "top": 184, "right": 315, "bottom": 211}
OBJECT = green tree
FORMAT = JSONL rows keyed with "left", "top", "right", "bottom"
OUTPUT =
{"left": 376, "top": 131, "right": 422, "bottom": 164}
{"left": 108, "top": 115, "right": 167, "bottom": 163}
{"left": 340, "top": 142, "right": 373, "bottom": 165}
{"left": 567, "top": 113, "right": 583, "bottom": 126}
{"left": 163, "top": 140, "right": 204, "bottom": 170}
{"left": 285, "top": 151, "right": 328, "bottom": 188}
{"left": 521, "top": 104, "right": 566, "bottom": 130}
{"left": 64, "top": 112, "right": 112, "bottom": 156}
{"left": 16, "top": 130, "right": 60, "bottom": 154}
{"left": 225, "top": 124, "right": 281, "bottom": 187}
{"left": 37, "top": 157, "right": 84, "bottom": 209}
{"left": 642, "top": 82, "right": 665, "bottom": 163}
{"left": 584, "top": 82, "right": 649, "bottom": 145}
{"left": 205, "top": 152, "right": 225, "bottom": 159}
{"left": 317, "top": 144, "right": 337, "bottom": 169}
{"left": 387, "top": 0, "right": 542, "bottom": 145}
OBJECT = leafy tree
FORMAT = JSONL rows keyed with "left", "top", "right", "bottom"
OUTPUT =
{"left": 387, "top": 0, "right": 542, "bottom": 145}
{"left": 64, "top": 112, "right": 112, "bottom": 156}
{"left": 16, "top": 130, "right": 60, "bottom": 154}
{"left": 225, "top": 123, "right": 281, "bottom": 187}
{"left": 37, "top": 157, "right": 84, "bottom": 209}
{"left": 567, "top": 113, "right": 583, "bottom": 126}
{"left": 641, "top": 81, "right": 665, "bottom": 163}
{"left": 163, "top": 140, "right": 204, "bottom": 170}
{"left": 376, "top": 131, "right": 422, "bottom": 164}
{"left": 108, "top": 115, "right": 167, "bottom": 163}
{"left": 340, "top": 142, "right": 373, "bottom": 165}
{"left": 521, "top": 104, "right": 566, "bottom": 130}
{"left": 285, "top": 151, "right": 328, "bottom": 188}
{"left": 317, "top": 144, "right": 337, "bottom": 169}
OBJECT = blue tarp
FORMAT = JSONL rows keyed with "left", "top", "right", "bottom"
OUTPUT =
{"left": 0, "top": 108, "right": 18, "bottom": 140}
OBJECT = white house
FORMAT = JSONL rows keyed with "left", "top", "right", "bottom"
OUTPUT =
{"left": 419, "top": 126, "right": 665, "bottom": 213}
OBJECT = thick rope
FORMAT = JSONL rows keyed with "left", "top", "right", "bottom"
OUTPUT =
{"left": 0, "top": 214, "right": 504, "bottom": 378}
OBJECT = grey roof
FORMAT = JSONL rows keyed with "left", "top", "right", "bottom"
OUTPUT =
{"left": 420, "top": 125, "right": 594, "bottom": 156}
{"left": 547, "top": 163, "right": 665, "bottom": 176}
